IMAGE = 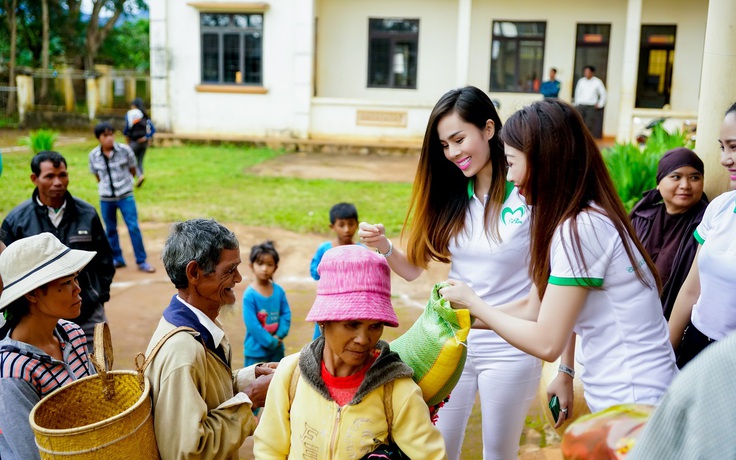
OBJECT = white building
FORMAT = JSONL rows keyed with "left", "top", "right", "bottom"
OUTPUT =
{"left": 149, "top": 0, "right": 709, "bottom": 142}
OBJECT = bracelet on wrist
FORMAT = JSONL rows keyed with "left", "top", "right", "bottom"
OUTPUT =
{"left": 378, "top": 239, "right": 393, "bottom": 258}
{"left": 558, "top": 364, "right": 575, "bottom": 379}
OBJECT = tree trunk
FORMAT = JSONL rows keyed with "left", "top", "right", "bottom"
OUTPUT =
{"left": 4, "top": 0, "right": 18, "bottom": 115}
{"left": 83, "top": 0, "right": 124, "bottom": 72}
{"left": 40, "top": 0, "right": 50, "bottom": 103}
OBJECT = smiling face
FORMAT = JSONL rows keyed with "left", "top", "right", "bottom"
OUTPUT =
{"left": 322, "top": 319, "right": 384, "bottom": 377}
{"left": 331, "top": 218, "right": 359, "bottom": 246}
{"left": 437, "top": 111, "right": 495, "bottom": 187}
{"left": 192, "top": 248, "right": 242, "bottom": 319}
{"left": 504, "top": 143, "right": 530, "bottom": 199}
{"left": 720, "top": 112, "right": 736, "bottom": 190}
{"left": 32, "top": 160, "right": 69, "bottom": 209}
{"left": 251, "top": 253, "right": 277, "bottom": 283}
{"left": 657, "top": 166, "right": 704, "bottom": 214}
{"left": 29, "top": 273, "right": 82, "bottom": 321}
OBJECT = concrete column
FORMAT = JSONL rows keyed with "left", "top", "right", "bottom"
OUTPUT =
{"left": 696, "top": 0, "right": 736, "bottom": 199}
{"left": 149, "top": 0, "right": 171, "bottom": 131}
{"left": 86, "top": 77, "right": 99, "bottom": 121}
{"left": 455, "top": 0, "right": 472, "bottom": 87}
{"left": 615, "top": 0, "right": 642, "bottom": 143}
{"left": 62, "top": 66, "right": 75, "bottom": 112}
{"left": 292, "top": 0, "right": 315, "bottom": 139}
{"left": 15, "top": 75, "right": 34, "bottom": 123}
{"left": 95, "top": 64, "right": 113, "bottom": 109}
{"left": 125, "top": 76, "right": 137, "bottom": 104}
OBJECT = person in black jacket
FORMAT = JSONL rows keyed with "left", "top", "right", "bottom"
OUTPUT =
{"left": 1, "top": 151, "right": 115, "bottom": 350}
{"left": 629, "top": 147, "right": 708, "bottom": 319}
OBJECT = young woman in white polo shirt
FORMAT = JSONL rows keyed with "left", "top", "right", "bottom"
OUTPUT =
{"left": 669, "top": 102, "right": 736, "bottom": 367}
{"left": 360, "top": 86, "right": 540, "bottom": 460}
{"left": 441, "top": 99, "right": 678, "bottom": 421}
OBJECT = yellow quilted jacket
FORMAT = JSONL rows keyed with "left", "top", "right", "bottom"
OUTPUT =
{"left": 254, "top": 339, "right": 447, "bottom": 459}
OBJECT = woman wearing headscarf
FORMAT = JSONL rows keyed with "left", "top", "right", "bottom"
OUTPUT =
{"left": 0, "top": 233, "right": 96, "bottom": 460}
{"left": 629, "top": 148, "right": 708, "bottom": 319}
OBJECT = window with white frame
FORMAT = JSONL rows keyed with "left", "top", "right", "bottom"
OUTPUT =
{"left": 200, "top": 13, "right": 263, "bottom": 85}
{"left": 490, "top": 21, "right": 546, "bottom": 93}
{"left": 367, "top": 18, "right": 419, "bottom": 89}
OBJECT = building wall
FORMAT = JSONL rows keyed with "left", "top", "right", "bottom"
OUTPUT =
{"left": 150, "top": 0, "right": 314, "bottom": 137}
{"left": 312, "top": 0, "right": 707, "bottom": 139}
{"left": 152, "top": 0, "right": 708, "bottom": 141}
{"left": 315, "top": 0, "right": 457, "bottom": 103}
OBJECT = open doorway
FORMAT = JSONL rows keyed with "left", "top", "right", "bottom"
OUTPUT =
{"left": 636, "top": 25, "right": 676, "bottom": 109}
{"left": 573, "top": 24, "right": 611, "bottom": 138}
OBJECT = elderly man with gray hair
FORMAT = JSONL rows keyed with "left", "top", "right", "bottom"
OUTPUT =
{"left": 145, "top": 218, "right": 274, "bottom": 460}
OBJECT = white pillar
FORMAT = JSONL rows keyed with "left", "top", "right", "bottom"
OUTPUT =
{"left": 149, "top": 0, "right": 171, "bottom": 131}
{"left": 616, "top": 0, "right": 642, "bottom": 143}
{"left": 292, "top": 0, "right": 315, "bottom": 139}
{"left": 455, "top": 0, "right": 472, "bottom": 87}
{"left": 696, "top": 0, "right": 736, "bottom": 199}
{"left": 15, "top": 75, "right": 34, "bottom": 123}
{"left": 86, "top": 77, "right": 98, "bottom": 121}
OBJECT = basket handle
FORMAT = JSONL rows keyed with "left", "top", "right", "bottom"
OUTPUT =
{"left": 134, "top": 326, "right": 197, "bottom": 390}
{"left": 90, "top": 322, "right": 116, "bottom": 400}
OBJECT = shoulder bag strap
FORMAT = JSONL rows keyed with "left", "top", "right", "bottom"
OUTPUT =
{"left": 134, "top": 326, "right": 198, "bottom": 389}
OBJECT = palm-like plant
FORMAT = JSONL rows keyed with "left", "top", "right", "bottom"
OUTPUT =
{"left": 19, "top": 129, "right": 59, "bottom": 154}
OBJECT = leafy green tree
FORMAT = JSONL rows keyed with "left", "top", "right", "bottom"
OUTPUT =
{"left": 82, "top": 0, "right": 148, "bottom": 71}
{"left": 97, "top": 18, "right": 149, "bottom": 70}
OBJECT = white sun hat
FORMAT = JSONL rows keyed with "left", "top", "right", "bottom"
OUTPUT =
{"left": 0, "top": 233, "right": 96, "bottom": 311}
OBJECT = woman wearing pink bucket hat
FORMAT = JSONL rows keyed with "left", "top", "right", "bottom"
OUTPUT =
{"left": 0, "top": 233, "right": 96, "bottom": 460}
{"left": 254, "top": 245, "right": 447, "bottom": 459}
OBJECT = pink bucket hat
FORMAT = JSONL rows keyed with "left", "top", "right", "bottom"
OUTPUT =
{"left": 306, "top": 245, "right": 398, "bottom": 327}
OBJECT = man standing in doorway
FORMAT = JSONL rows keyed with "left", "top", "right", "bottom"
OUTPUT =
{"left": 574, "top": 65, "right": 607, "bottom": 138}
{"left": 2, "top": 151, "right": 115, "bottom": 348}
{"left": 540, "top": 67, "right": 562, "bottom": 98}
{"left": 89, "top": 122, "right": 156, "bottom": 273}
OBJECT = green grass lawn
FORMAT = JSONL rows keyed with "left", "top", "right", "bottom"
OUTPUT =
{"left": 0, "top": 142, "right": 412, "bottom": 235}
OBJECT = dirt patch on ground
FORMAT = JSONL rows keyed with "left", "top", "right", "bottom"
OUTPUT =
{"left": 247, "top": 151, "right": 421, "bottom": 183}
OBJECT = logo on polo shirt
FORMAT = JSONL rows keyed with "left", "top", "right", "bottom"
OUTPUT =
{"left": 501, "top": 206, "right": 525, "bottom": 225}
{"left": 626, "top": 260, "right": 645, "bottom": 273}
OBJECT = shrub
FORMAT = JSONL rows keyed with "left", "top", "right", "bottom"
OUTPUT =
{"left": 603, "top": 121, "right": 693, "bottom": 212}
{"left": 19, "top": 129, "right": 59, "bottom": 154}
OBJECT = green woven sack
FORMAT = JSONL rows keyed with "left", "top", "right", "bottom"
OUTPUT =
{"left": 390, "top": 283, "right": 472, "bottom": 408}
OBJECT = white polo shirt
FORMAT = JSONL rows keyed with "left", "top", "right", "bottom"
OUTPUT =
{"left": 548, "top": 209, "right": 677, "bottom": 412}
{"left": 691, "top": 190, "right": 736, "bottom": 340}
{"left": 448, "top": 182, "right": 533, "bottom": 354}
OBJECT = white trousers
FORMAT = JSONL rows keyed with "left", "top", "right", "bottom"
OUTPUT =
{"left": 435, "top": 330, "right": 542, "bottom": 460}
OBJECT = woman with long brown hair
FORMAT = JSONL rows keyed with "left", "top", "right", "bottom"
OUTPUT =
{"left": 360, "top": 86, "right": 540, "bottom": 460}
{"left": 441, "top": 99, "right": 677, "bottom": 422}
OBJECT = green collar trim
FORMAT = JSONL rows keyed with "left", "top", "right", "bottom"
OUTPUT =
{"left": 504, "top": 180, "right": 515, "bottom": 202}
{"left": 467, "top": 179, "right": 516, "bottom": 201}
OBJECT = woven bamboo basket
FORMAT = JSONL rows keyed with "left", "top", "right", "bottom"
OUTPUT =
{"left": 29, "top": 323, "right": 160, "bottom": 459}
